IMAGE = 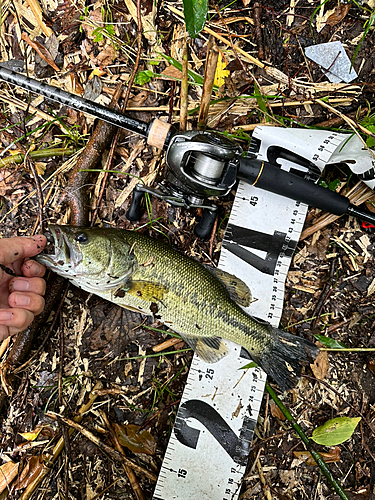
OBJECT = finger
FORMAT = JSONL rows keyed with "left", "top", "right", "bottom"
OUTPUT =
{"left": 8, "top": 292, "right": 45, "bottom": 315}
{"left": 0, "top": 308, "right": 35, "bottom": 337}
{"left": 9, "top": 277, "right": 46, "bottom": 295}
{"left": 21, "top": 260, "right": 46, "bottom": 278}
{"left": 0, "top": 235, "right": 47, "bottom": 266}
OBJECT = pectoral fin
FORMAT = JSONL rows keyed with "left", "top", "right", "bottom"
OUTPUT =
{"left": 179, "top": 332, "right": 228, "bottom": 363}
{"left": 209, "top": 267, "right": 252, "bottom": 307}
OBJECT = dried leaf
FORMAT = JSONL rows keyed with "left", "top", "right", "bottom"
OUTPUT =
{"left": 293, "top": 446, "right": 341, "bottom": 466}
{"left": 310, "top": 350, "right": 329, "bottom": 380}
{"left": 312, "top": 417, "right": 361, "bottom": 446}
{"left": 326, "top": 4, "right": 351, "bottom": 27}
{"left": 160, "top": 65, "right": 183, "bottom": 80}
{"left": 21, "top": 33, "right": 60, "bottom": 72}
{"left": 0, "top": 461, "right": 19, "bottom": 494}
{"left": 0, "top": 168, "right": 22, "bottom": 196}
{"left": 14, "top": 455, "right": 46, "bottom": 490}
{"left": 270, "top": 402, "right": 286, "bottom": 421}
{"left": 114, "top": 423, "right": 156, "bottom": 455}
{"left": 368, "top": 359, "right": 375, "bottom": 377}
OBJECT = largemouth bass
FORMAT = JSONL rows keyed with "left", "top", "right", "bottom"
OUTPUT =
{"left": 37, "top": 225, "right": 319, "bottom": 391}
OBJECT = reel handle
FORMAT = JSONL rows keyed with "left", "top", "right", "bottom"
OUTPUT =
{"left": 126, "top": 185, "right": 144, "bottom": 221}
{"left": 195, "top": 209, "right": 217, "bottom": 239}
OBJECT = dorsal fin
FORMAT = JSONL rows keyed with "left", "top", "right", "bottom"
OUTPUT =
{"left": 207, "top": 267, "right": 252, "bottom": 307}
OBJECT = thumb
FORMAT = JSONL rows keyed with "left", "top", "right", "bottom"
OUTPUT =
{"left": 0, "top": 235, "right": 47, "bottom": 266}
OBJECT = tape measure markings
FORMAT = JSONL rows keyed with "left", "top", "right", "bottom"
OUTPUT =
{"left": 153, "top": 127, "right": 350, "bottom": 499}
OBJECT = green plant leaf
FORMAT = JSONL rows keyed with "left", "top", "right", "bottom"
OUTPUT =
{"left": 134, "top": 70, "right": 154, "bottom": 85}
{"left": 328, "top": 178, "right": 341, "bottom": 191}
{"left": 311, "top": 417, "right": 361, "bottom": 446}
{"left": 183, "top": 0, "right": 208, "bottom": 38}
{"left": 239, "top": 361, "right": 258, "bottom": 370}
{"left": 314, "top": 335, "right": 348, "bottom": 349}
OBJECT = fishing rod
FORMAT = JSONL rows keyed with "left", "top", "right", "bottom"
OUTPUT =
{"left": 1, "top": 64, "right": 375, "bottom": 237}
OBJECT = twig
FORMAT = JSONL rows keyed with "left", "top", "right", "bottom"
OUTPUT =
{"left": 0, "top": 148, "right": 76, "bottom": 168}
{"left": 209, "top": 214, "right": 218, "bottom": 259}
{"left": 25, "top": 0, "right": 53, "bottom": 37}
{"left": 314, "top": 107, "right": 368, "bottom": 129}
{"left": 90, "top": 478, "right": 121, "bottom": 500}
{"left": 316, "top": 99, "right": 375, "bottom": 159}
{"left": 19, "top": 381, "right": 104, "bottom": 500}
{"left": 46, "top": 412, "right": 157, "bottom": 482}
{"left": 57, "top": 314, "right": 71, "bottom": 498}
{"left": 100, "top": 411, "right": 145, "bottom": 500}
{"left": 266, "top": 383, "right": 350, "bottom": 500}
{"left": 256, "top": 457, "right": 273, "bottom": 500}
{"left": 91, "top": 0, "right": 143, "bottom": 225}
{"left": 179, "top": 36, "right": 189, "bottom": 131}
{"left": 312, "top": 259, "right": 335, "bottom": 330}
{"left": 13, "top": 282, "right": 70, "bottom": 374}
{"left": 198, "top": 37, "right": 219, "bottom": 131}
{"left": 25, "top": 155, "right": 44, "bottom": 233}
{"left": 253, "top": 3, "right": 264, "bottom": 61}
{"left": 152, "top": 337, "right": 183, "bottom": 353}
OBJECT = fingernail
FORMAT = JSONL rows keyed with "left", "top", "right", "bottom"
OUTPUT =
{"left": 15, "top": 294, "right": 30, "bottom": 306}
{"left": 26, "top": 262, "right": 41, "bottom": 275}
{"left": 0, "top": 311, "right": 13, "bottom": 321}
{"left": 11, "top": 279, "right": 30, "bottom": 292}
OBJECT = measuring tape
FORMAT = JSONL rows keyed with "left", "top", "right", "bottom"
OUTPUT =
{"left": 153, "top": 127, "right": 369, "bottom": 499}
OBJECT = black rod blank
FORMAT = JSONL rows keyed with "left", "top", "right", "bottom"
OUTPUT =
{"left": 0, "top": 66, "right": 150, "bottom": 137}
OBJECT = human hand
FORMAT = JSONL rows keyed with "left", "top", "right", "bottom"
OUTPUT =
{"left": 0, "top": 235, "right": 47, "bottom": 341}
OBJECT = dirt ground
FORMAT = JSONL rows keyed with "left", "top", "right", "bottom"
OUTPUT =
{"left": 0, "top": 0, "right": 375, "bottom": 499}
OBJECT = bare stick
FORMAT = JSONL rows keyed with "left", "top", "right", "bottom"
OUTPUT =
{"left": 179, "top": 36, "right": 189, "bottom": 131}
{"left": 19, "top": 381, "right": 104, "bottom": 500}
{"left": 92, "top": 0, "right": 143, "bottom": 224}
{"left": 100, "top": 411, "right": 145, "bottom": 500}
{"left": 198, "top": 38, "right": 219, "bottom": 131}
{"left": 46, "top": 412, "right": 157, "bottom": 482}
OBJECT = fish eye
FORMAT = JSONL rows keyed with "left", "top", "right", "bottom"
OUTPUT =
{"left": 75, "top": 232, "right": 89, "bottom": 244}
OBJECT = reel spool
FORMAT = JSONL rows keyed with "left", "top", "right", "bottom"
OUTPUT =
{"left": 126, "top": 131, "right": 242, "bottom": 239}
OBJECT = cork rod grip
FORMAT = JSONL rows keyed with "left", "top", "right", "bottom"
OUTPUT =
{"left": 147, "top": 119, "right": 173, "bottom": 149}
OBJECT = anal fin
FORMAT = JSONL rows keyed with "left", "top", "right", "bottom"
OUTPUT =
{"left": 179, "top": 333, "right": 228, "bottom": 363}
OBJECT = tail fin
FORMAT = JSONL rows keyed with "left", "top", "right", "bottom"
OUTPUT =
{"left": 252, "top": 328, "right": 319, "bottom": 392}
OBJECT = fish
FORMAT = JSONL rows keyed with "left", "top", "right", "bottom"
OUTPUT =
{"left": 36, "top": 225, "right": 319, "bottom": 391}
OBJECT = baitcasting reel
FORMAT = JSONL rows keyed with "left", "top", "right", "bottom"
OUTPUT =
{"left": 126, "top": 130, "right": 243, "bottom": 238}
{"left": 2, "top": 67, "right": 375, "bottom": 239}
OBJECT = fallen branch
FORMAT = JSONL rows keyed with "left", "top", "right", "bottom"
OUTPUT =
{"left": 19, "top": 381, "right": 104, "bottom": 500}
{"left": 46, "top": 412, "right": 157, "bottom": 482}
{"left": 61, "top": 84, "right": 123, "bottom": 226}
{"left": 100, "top": 410, "right": 145, "bottom": 500}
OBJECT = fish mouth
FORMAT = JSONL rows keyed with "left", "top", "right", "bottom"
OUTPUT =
{"left": 38, "top": 225, "right": 82, "bottom": 269}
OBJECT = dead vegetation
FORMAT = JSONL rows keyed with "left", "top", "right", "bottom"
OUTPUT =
{"left": 0, "top": 0, "right": 375, "bottom": 499}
